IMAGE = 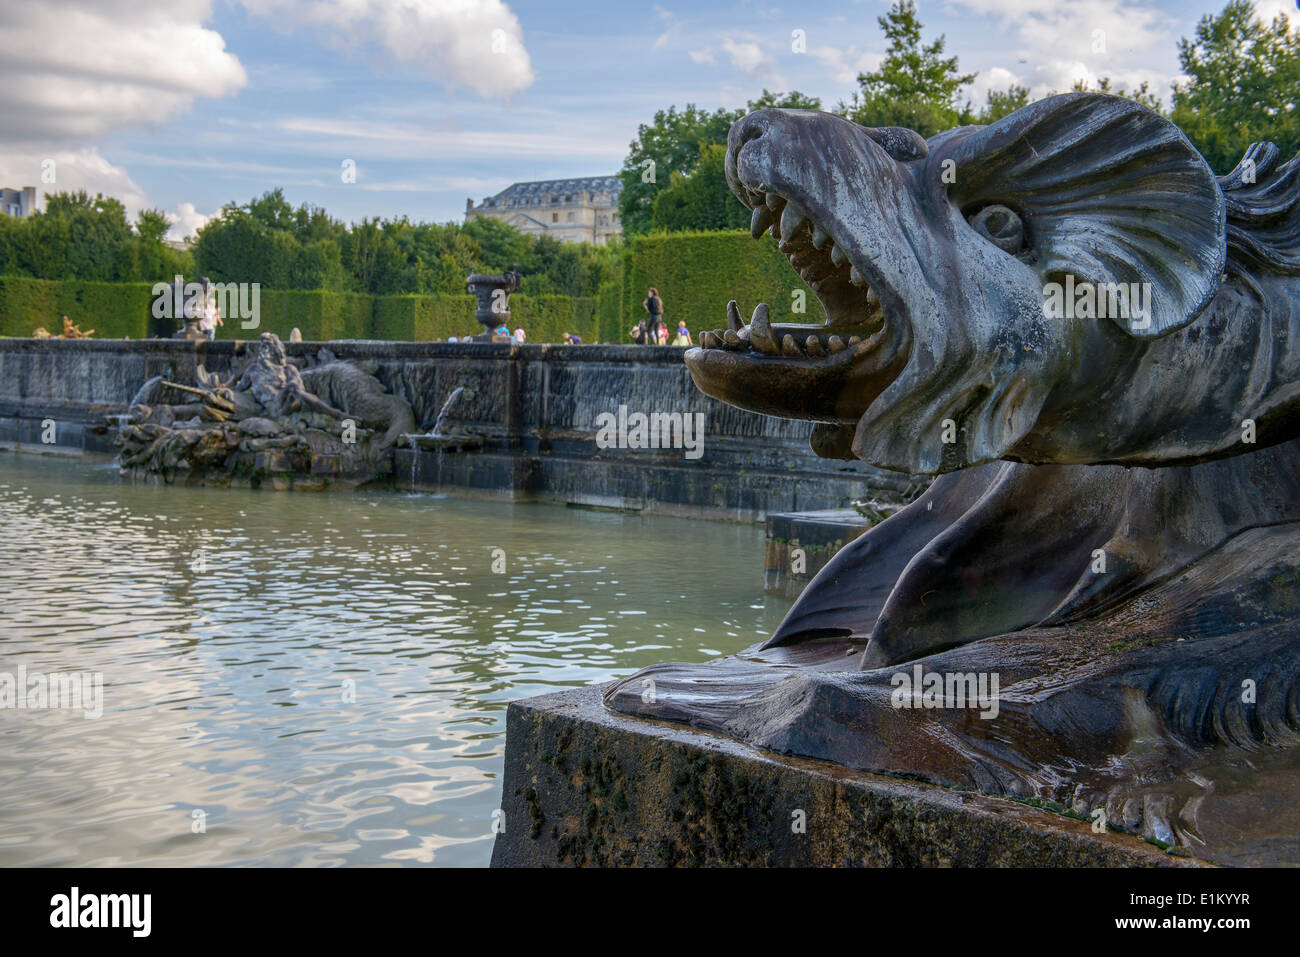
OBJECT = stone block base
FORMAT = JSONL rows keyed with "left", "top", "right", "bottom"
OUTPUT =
{"left": 490, "top": 685, "right": 1199, "bottom": 867}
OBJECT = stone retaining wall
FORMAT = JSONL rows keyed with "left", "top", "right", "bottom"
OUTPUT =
{"left": 0, "top": 338, "right": 916, "bottom": 520}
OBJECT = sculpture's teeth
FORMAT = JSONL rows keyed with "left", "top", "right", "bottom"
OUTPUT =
{"left": 827, "top": 335, "right": 845, "bottom": 353}
{"left": 749, "top": 304, "right": 779, "bottom": 355}
{"left": 804, "top": 335, "right": 826, "bottom": 357}
{"left": 866, "top": 286, "right": 880, "bottom": 307}
{"left": 850, "top": 266, "right": 866, "bottom": 286}
{"left": 726, "top": 299, "right": 744, "bottom": 332}
{"left": 811, "top": 224, "right": 830, "bottom": 249}
{"left": 737, "top": 325, "right": 751, "bottom": 342}
{"left": 765, "top": 192, "right": 786, "bottom": 213}
{"left": 781, "top": 334, "right": 801, "bottom": 357}
{"left": 848, "top": 335, "right": 862, "bottom": 345}
{"left": 750, "top": 207, "right": 774, "bottom": 240}
{"left": 831, "top": 244, "right": 847, "bottom": 267}
{"left": 722, "top": 329, "right": 743, "bottom": 349}
{"left": 780, "top": 203, "right": 807, "bottom": 242}
{"left": 702, "top": 331, "right": 722, "bottom": 348}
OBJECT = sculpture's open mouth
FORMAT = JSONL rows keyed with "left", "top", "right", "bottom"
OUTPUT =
{"left": 685, "top": 181, "right": 910, "bottom": 423}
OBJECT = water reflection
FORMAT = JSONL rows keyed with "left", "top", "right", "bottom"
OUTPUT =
{"left": 0, "top": 454, "right": 790, "bottom": 866}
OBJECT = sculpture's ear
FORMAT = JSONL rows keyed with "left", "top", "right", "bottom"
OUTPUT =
{"left": 946, "top": 93, "right": 1226, "bottom": 338}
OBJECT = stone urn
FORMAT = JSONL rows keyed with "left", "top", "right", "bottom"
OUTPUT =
{"left": 465, "top": 267, "right": 521, "bottom": 340}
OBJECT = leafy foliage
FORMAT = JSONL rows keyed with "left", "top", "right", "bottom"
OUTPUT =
{"left": 1171, "top": 0, "right": 1300, "bottom": 173}
{"left": 618, "top": 90, "right": 822, "bottom": 237}
{"left": 840, "top": 1, "right": 975, "bottom": 137}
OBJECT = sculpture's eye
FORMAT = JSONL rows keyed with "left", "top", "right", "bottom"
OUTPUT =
{"left": 968, "top": 204, "right": 1025, "bottom": 254}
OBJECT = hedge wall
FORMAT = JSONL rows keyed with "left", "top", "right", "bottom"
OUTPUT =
{"left": 0, "top": 277, "right": 597, "bottom": 343}
{"left": 0, "top": 277, "right": 156, "bottom": 338}
{"left": 373, "top": 294, "right": 598, "bottom": 343}
{"left": 1, "top": 231, "right": 800, "bottom": 343}
{"left": 621, "top": 230, "right": 819, "bottom": 339}
{"left": 212, "top": 289, "right": 372, "bottom": 342}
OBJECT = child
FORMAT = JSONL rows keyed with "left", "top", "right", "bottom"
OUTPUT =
{"left": 671, "top": 322, "right": 692, "bottom": 346}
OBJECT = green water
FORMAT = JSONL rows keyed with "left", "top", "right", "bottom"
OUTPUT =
{"left": 0, "top": 453, "right": 791, "bottom": 866}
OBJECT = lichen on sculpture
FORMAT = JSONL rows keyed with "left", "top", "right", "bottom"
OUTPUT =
{"left": 605, "top": 93, "right": 1300, "bottom": 850}
{"left": 115, "top": 332, "right": 415, "bottom": 489}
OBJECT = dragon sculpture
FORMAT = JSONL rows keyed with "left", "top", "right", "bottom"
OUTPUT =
{"left": 605, "top": 93, "right": 1300, "bottom": 853}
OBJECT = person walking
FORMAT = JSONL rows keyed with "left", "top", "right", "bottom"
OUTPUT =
{"left": 642, "top": 287, "right": 665, "bottom": 344}
{"left": 629, "top": 319, "right": 649, "bottom": 345}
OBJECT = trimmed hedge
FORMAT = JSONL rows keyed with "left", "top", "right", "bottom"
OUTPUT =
{"left": 373, "top": 294, "right": 599, "bottom": 343}
{"left": 0, "top": 277, "right": 155, "bottom": 338}
{"left": 596, "top": 279, "right": 623, "bottom": 344}
{"left": 621, "top": 230, "right": 819, "bottom": 339}
{"left": 1, "top": 231, "right": 804, "bottom": 343}
{"left": 212, "top": 289, "right": 372, "bottom": 341}
{"left": 0, "top": 277, "right": 596, "bottom": 343}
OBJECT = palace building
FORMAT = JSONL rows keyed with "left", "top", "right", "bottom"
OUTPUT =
{"left": 465, "top": 176, "right": 622, "bottom": 245}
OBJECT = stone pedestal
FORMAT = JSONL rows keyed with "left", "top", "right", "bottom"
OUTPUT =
{"left": 490, "top": 685, "right": 1200, "bottom": 867}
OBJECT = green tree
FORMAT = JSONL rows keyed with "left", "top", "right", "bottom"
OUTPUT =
{"left": 620, "top": 91, "right": 821, "bottom": 236}
{"left": 462, "top": 215, "right": 531, "bottom": 270}
{"left": 1171, "top": 0, "right": 1300, "bottom": 173}
{"left": 618, "top": 104, "right": 738, "bottom": 237}
{"left": 135, "top": 207, "right": 171, "bottom": 244}
{"left": 969, "top": 84, "right": 1031, "bottom": 124}
{"left": 194, "top": 208, "right": 279, "bottom": 286}
{"left": 841, "top": 1, "right": 975, "bottom": 137}
{"left": 650, "top": 144, "right": 751, "bottom": 232}
{"left": 34, "top": 191, "right": 133, "bottom": 281}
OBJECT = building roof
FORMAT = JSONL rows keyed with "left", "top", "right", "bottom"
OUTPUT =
{"left": 477, "top": 175, "right": 620, "bottom": 208}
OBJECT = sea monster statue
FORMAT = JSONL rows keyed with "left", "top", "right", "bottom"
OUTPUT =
{"left": 605, "top": 93, "right": 1300, "bottom": 852}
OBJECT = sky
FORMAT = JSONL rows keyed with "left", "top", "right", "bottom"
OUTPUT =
{"left": 0, "top": 0, "right": 1294, "bottom": 240}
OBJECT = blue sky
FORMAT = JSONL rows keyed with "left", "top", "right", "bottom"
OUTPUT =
{"left": 0, "top": 0, "right": 1293, "bottom": 238}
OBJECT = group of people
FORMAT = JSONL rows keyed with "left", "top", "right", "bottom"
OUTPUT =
{"left": 630, "top": 287, "right": 692, "bottom": 346}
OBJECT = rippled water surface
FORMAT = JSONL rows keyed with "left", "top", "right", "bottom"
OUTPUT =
{"left": 0, "top": 453, "right": 790, "bottom": 866}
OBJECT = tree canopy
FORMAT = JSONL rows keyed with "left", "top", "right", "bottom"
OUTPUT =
{"left": 1171, "top": 0, "right": 1300, "bottom": 173}
{"left": 618, "top": 90, "right": 822, "bottom": 237}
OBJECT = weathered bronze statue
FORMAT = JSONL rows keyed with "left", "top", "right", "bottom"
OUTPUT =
{"left": 115, "top": 332, "right": 415, "bottom": 487}
{"left": 606, "top": 94, "right": 1300, "bottom": 850}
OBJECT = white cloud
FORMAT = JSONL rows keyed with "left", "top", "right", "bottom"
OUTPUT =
{"left": 278, "top": 116, "right": 628, "bottom": 163}
{"left": 947, "top": 0, "right": 1179, "bottom": 103}
{"left": 966, "top": 66, "right": 1024, "bottom": 106}
{"left": 0, "top": 0, "right": 246, "bottom": 143}
{"left": 166, "top": 202, "right": 212, "bottom": 242}
{"left": 0, "top": 147, "right": 216, "bottom": 243}
{"left": 689, "top": 49, "right": 717, "bottom": 65}
{"left": 810, "top": 45, "right": 883, "bottom": 87}
{"left": 240, "top": 0, "right": 535, "bottom": 98}
{"left": 1253, "top": 0, "right": 1298, "bottom": 28}
{"left": 722, "top": 37, "right": 771, "bottom": 74}
{"left": 0, "top": 148, "right": 149, "bottom": 217}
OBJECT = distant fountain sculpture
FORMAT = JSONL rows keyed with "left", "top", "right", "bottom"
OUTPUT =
{"left": 113, "top": 332, "right": 415, "bottom": 489}
{"left": 604, "top": 94, "right": 1300, "bottom": 852}
{"left": 466, "top": 266, "right": 521, "bottom": 340}
{"left": 165, "top": 276, "right": 205, "bottom": 341}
